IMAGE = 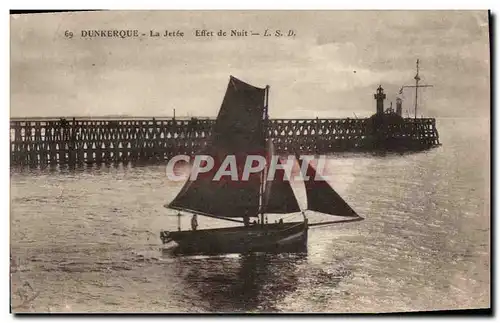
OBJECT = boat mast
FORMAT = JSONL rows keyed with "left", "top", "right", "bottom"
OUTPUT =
{"left": 260, "top": 85, "right": 270, "bottom": 225}
{"left": 398, "top": 59, "right": 433, "bottom": 119}
{"left": 414, "top": 59, "right": 420, "bottom": 119}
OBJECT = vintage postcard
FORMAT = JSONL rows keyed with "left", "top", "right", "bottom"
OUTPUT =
{"left": 10, "top": 10, "right": 490, "bottom": 313}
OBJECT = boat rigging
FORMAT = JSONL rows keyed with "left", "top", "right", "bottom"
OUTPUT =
{"left": 399, "top": 59, "right": 434, "bottom": 119}
{"left": 160, "top": 76, "right": 363, "bottom": 254}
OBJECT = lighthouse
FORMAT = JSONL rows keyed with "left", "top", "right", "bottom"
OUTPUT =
{"left": 374, "top": 85, "right": 386, "bottom": 115}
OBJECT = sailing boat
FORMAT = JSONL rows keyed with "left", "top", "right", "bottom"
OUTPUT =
{"left": 160, "top": 76, "right": 363, "bottom": 254}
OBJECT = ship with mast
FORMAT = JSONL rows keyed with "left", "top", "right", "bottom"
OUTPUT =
{"left": 160, "top": 76, "right": 363, "bottom": 254}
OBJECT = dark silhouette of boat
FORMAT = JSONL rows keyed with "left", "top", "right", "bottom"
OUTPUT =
{"left": 160, "top": 76, "right": 363, "bottom": 254}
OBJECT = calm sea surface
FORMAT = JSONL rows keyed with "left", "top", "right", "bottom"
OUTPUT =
{"left": 10, "top": 118, "right": 490, "bottom": 313}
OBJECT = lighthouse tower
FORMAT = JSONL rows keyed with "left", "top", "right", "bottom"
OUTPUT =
{"left": 374, "top": 85, "right": 386, "bottom": 115}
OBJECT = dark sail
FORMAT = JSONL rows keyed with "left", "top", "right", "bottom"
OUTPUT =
{"left": 262, "top": 141, "right": 300, "bottom": 214}
{"left": 168, "top": 76, "right": 267, "bottom": 218}
{"left": 298, "top": 159, "right": 359, "bottom": 217}
{"left": 209, "top": 76, "right": 267, "bottom": 153}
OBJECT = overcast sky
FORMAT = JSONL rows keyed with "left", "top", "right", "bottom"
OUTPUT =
{"left": 10, "top": 11, "right": 489, "bottom": 119}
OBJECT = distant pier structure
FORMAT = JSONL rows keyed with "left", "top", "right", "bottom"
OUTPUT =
{"left": 10, "top": 61, "right": 440, "bottom": 166}
{"left": 10, "top": 110, "right": 439, "bottom": 167}
{"left": 365, "top": 84, "right": 439, "bottom": 151}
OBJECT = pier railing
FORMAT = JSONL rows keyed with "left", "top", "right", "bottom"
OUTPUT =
{"left": 10, "top": 117, "right": 439, "bottom": 166}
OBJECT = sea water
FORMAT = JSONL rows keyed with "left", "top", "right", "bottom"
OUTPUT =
{"left": 10, "top": 117, "right": 490, "bottom": 313}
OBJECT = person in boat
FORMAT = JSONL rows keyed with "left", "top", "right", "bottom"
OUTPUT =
{"left": 191, "top": 214, "right": 198, "bottom": 231}
{"left": 243, "top": 210, "right": 250, "bottom": 227}
{"left": 177, "top": 212, "right": 182, "bottom": 231}
{"left": 278, "top": 218, "right": 284, "bottom": 225}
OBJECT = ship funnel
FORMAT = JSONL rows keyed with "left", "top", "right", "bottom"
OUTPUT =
{"left": 396, "top": 97, "right": 403, "bottom": 117}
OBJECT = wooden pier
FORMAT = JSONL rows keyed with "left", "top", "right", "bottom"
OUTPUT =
{"left": 10, "top": 117, "right": 440, "bottom": 166}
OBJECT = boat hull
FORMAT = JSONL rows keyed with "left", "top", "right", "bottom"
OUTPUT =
{"left": 160, "top": 221, "right": 308, "bottom": 255}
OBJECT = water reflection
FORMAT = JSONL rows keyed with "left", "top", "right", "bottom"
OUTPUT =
{"left": 9, "top": 148, "right": 431, "bottom": 175}
{"left": 9, "top": 162, "right": 171, "bottom": 179}
{"left": 166, "top": 251, "right": 307, "bottom": 312}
